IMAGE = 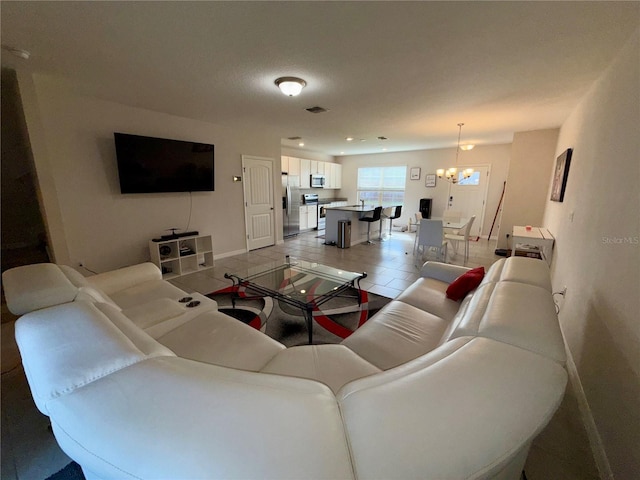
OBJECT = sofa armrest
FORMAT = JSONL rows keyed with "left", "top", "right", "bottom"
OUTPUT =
{"left": 420, "top": 261, "right": 470, "bottom": 284}
{"left": 86, "top": 263, "right": 162, "bottom": 295}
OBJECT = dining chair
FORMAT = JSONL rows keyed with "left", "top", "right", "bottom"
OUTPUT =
{"left": 358, "top": 206, "right": 383, "bottom": 244}
{"left": 414, "top": 219, "right": 447, "bottom": 263}
{"left": 442, "top": 210, "right": 463, "bottom": 234}
{"left": 444, "top": 215, "right": 476, "bottom": 265}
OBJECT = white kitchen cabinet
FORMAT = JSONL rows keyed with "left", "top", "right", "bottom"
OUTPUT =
{"left": 149, "top": 234, "right": 214, "bottom": 280}
{"left": 308, "top": 204, "right": 318, "bottom": 228}
{"left": 299, "top": 205, "right": 318, "bottom": 230}
{"left": 333, "top": 163, "right": 342, "bottom": 188}
{"left": 299, "top": 205, "right": 308, "bottom": 230}
{"left": 281, "top": 156, "right": 289, "bottom": 173}
{"left": 310, "top": 160, "right": 318, "bottom": 175}
{"left": 300, "top": 158, "right": 311, "bottom": 188}
{"left": 288, "top": 157, "right": 301, "bottom": 176}
{"left": 317, "top": 161, "right": 326, "bottom": 175}
{"left": 325, "top": 163, "right": 335, "bottom": 189}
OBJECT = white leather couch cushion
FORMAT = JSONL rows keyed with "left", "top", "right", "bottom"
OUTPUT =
{"left": 75, "top": 286, "right": 121, "bottom": 310}
{"left": 107, "top": 279, "right": 189, "bottom": 309}
{"left": 450, "top": 282, "right": 566, "bottom": 364}
{"left": 261, "top": 344, "right": 381, "bottom": 393}
{"left": 481, "top": 257, "right": 552, "bottom": 292}
{"left": 49, "top": 357, "right": 355, "bottom": 480}
{"left": 338, "top": 337, "right": 567, "bottom": 480}
{"left": 394, "top": 277, "right": 461, "bottom": 321}
{"left": 94, "top": 303, "right": 175, "bottom": 358}
{"left": 342, "top": 301, "right": 449, "bottom": 370}
{"left": 2, "top": 263, "right": 78, "bottom": 315}
{"left": 14, "top": 301, "right": 166, "bottom": 415}
{"left": 156, "top": 311, "right": 285, "bottom": 371}
{"left": 57, "top": 264, "right": 90, "bottom": 288}
{"left": 85, "top": 262, "right": 161, "bottom": 295}
{"left": 500, "top": 257, "right": 552, "bottom": 291}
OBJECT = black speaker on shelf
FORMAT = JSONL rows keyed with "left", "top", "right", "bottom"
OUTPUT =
{"left": 419, "top": 198, "right": 432, "bottom": 219}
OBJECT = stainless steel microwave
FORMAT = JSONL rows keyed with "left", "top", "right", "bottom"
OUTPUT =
{"left": 311, "top": 174, "right": 325, "bottom": 188}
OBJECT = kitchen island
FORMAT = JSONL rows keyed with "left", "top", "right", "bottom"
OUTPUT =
{"left": 325, "top": 204, "right": 399, "bottom": 247}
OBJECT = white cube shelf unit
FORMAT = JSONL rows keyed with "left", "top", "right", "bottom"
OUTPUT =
{"left": 149, "top": 234, "right": 214, "bottom": 279}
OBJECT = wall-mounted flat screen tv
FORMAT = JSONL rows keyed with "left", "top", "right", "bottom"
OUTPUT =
{"left": 114, "top": 133, "right": 214, "bottom": 193}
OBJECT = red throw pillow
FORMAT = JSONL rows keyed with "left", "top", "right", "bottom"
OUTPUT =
{"left": 446, "top": 267, "right": 485, "bottom": 301}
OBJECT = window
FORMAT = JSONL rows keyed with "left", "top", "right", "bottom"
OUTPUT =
{"left": 457, "top": 171, "right": 481, "bottom": 186}
{"left": 357, "top": 166, "right": 407, "bottom": 205}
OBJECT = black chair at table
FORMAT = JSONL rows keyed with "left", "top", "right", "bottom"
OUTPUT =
{"left": 359, "top": 206, "right": 383, "bottom": 244}
{"left": 387, "top": 205, "right": 402, "bottom": 236}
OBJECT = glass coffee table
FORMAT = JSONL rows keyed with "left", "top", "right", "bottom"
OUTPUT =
{"left": 224, "top": 260, "right": 367, "bottom": 344}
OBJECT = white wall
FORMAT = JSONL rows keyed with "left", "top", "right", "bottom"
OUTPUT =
{"left": 19, "top": 73, "right": 281, "bottom": 272}
{"left": 336, "top": 145, "right": 511, "bottom": 237}
{"left": 497, "top": 128, "right": 559, "bottom": 249}
{"left": 543, "top": 29, "right": 639, "bottom": 479}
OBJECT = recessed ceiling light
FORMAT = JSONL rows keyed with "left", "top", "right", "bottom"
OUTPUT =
{"left": 460, "top": 145, "right": 475, "bottom": 151}
{"left": 298, "top": 142, "right": 305, "bottom": 147}
{"left": 275, "top": 77, "right": 306, "bottom": 96}
{"left": 346, "top": 137, "right": 354, "bottom": 142}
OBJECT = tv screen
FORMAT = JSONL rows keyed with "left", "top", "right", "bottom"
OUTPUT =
{"left": 114, "top": 133, "right": 214, "bottom": 193}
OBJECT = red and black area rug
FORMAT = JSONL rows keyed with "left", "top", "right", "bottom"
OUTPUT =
{"left": 206, "top": 284, "right": 391, "bottom": 346}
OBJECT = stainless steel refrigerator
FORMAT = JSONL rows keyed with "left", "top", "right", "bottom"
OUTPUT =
{"left": 282, "top": 173, "right": 300, "bottom": 237}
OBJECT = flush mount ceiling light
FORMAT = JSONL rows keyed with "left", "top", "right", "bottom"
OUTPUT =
{"left": 1, "top": 45, "right": 30, "bottom": 60}
{"left": 275, "top": 77, "right": 306, "bottom": 96}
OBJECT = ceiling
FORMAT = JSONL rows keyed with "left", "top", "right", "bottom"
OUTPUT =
{"left": 1, "top": 1, "right": 638, "bottom": 156}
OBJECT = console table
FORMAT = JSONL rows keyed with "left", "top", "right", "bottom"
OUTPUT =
{"left": 512, "top": 226, "right": 554, "bottom": 266}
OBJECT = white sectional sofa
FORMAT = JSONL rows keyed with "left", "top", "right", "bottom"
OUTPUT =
{"left": 2, "top": 256, "right": 567, "bottom": 480}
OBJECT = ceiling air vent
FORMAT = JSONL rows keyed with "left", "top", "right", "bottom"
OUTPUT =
{"left": 287, "top": 136, "right": 302, "bottom": 141}
{"left": 305, "top": 106, "right": 328, "bottom": 114}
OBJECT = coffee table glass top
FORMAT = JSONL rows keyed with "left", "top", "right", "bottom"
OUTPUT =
{"left": 224, "top": 259, "right": 366, "bottom": 306}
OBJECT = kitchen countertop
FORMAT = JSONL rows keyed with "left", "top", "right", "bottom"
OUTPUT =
{"left": 324, "top": 205, "right": 376, "bottom": 212}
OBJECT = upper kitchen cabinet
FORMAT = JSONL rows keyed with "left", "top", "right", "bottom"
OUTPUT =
{"left": 288, "top": 157, "right": 300, "bottom": 176}
{"left": 281, "top": 156, "right": 289, "bottom": 173}
{"left": 300, "top": 158, "right": 311, "bottom": 188}
{"left": 324, "top": 163, "right": 342, "bottom": 189}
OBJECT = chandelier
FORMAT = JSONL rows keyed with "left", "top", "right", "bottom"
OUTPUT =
{"left": 436, "top": 123, "right": 474, "bottom": 184}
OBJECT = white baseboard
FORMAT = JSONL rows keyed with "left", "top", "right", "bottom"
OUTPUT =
{"left": 564, "top": 347, "right": 614, "bottom": 480}
{"left": 214, "top": 248, "right": 247, "bottom": 260}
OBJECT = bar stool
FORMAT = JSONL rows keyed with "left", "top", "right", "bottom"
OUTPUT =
{"left": 379, "top": 207, "right": 394, "bottom": 240}
{"left": 359, "top": 206, "right": 383, "bottom": 244}
{"left": 387, "top": 205, "right": 402, "bottom": 236}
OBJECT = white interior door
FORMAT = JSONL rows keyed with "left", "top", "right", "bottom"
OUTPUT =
{"left": 447, "top": 165, "right": 490, "bottom": 238}
{"left": 242, "top": 155, "right": 275, "bottom": 250}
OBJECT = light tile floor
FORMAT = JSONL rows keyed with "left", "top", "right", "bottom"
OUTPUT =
{"left": 1, "top": 230, "right": 600, "bottom": 479}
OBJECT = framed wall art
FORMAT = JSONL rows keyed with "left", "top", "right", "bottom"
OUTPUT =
{"left": 410, "top": 167, "right": 421, "bottom": 180}
{"left": 550, "top": 148, "right": 572, "bottom": 202}
{"left": 425, "top": 173, "right": 436, "bottom": 187}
